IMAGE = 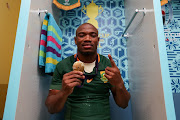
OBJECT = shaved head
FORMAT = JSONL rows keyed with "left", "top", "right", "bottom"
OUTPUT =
{"left": 76, "top": 23, "right": 98, "bottom": 36}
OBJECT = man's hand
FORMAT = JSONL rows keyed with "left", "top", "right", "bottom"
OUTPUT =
{"left": 105, "top": 54, "right": 130, "bottom": 108}
{"left": 104, "top": 54, "right": 123, "bottom": 88}
{"left": 61, "top": 71, "right": 85, "bottom": 96}
{"left": 45, "top": 71, "right": 85, "bottom": 114}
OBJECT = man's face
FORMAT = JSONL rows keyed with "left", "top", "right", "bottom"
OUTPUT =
{"left": 75, "top": 24, "right": 99, "bottom": 55}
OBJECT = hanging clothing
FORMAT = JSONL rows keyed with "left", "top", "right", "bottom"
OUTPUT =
{"left": 39, "top": 13, "right": 62, "bottom": 74}
{"left": 53, "top": 0, "right": 81, "bottom": 10}
{"left": 161, "top": 0, "right": 168, "bottom": 6}
{"left": 161, "top": 0, "right": 173, "bottom": 25}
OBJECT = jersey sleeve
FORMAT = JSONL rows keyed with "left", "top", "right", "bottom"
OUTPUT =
{"left": 49, "top": 64, "right": 63, "bottom": 90}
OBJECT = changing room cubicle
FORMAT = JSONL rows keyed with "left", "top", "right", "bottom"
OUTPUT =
{"left": 3, "top": 0, "right": 179, "bottom": 120}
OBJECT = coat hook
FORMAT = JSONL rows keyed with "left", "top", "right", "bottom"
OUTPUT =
{"left": 30, "top": 9, "right": 48, "bottom": 16}
{"left": 38, "top": 8, "right": 48, "bottom": 16}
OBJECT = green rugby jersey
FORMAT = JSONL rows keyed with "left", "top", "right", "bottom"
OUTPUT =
{"left": 50, "top": 54, "right": 112, "bottom": 120}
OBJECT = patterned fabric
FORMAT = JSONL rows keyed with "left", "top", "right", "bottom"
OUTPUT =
{"left": 161, "top": 0, "right": 173, "bottom": 25}
{"left": 39, "top": 13, "right": 62, "bottom": 74}
{"left": 164, "top": 0, "right": 180, "bottom": 93}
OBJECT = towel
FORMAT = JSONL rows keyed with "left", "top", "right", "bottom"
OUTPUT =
{"left": 39, "top": 13, "right": 62, "bottom": 74}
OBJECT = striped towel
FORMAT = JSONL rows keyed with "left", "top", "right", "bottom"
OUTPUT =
{"left": 39, "top": 13, "right": 62, "bottom": 74}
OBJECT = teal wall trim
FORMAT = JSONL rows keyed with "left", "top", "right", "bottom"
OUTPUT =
{"left": 153, "top": 0, "right": 176, "bottom": 119}
{"left": 3, "top": 0, "right": 31, "bottom": 119}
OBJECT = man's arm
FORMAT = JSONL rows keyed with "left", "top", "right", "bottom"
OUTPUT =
{"left": 104, "top": 54, "right": 130, "bottom": 108}
{"left": 45, "top": 71, "right": 85, "bottom": 114}
{"left": 110, "top": 80, "right": 130, "bottom": 108}
{"left": 45, "top": 89, "right": 68, "bottom": 114}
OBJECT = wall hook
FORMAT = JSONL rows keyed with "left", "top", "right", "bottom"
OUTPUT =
{"left": 30, "top": 8, "right": 48, "bottom": 16}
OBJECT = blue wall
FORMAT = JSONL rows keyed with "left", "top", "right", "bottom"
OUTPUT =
{"left": 59, "top": 0, "right": 129, "bottom": 91}
{"left": 173, "top": 94, "right": 180, "bottom": 119}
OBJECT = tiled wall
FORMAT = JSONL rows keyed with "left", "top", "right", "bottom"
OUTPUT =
{"left": 164, "top": 0, "right": 180, "bottom": 93}
{"left": 58, "top": 0, "right": 129, "bottom": 90}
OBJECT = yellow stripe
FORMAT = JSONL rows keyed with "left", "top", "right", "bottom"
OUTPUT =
{"left": 48, "top": 26, "right": 62, "bottom": 42}
{"left": 97, "top": 53, "right": 100, "bottom": 63}
{"left": 46, "top": 57, "right": 59, "bottom": 65}
{"left": 39, "top": 50, "right": 46, "bottom": 58}
{"left": 161, "top": 0, "right": 168, "bottom": 6}
{"left": 43, "top": 20, "right": 48, "bottom": 26}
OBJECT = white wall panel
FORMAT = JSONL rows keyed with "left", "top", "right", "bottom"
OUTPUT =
{"left": 14, "top": 0, "right": 60, "bottom": 120}
{"left": 125, "top": 0, "right": 175, "bottom": 120}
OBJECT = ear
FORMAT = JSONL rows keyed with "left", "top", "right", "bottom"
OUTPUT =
{"left": 74, "top": 37, "right": 77, "bottom": 45}
{"left": 98, "top": 37, "right": 100, "bottom": 44}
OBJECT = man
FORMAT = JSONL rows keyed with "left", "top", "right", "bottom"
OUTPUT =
{"left": 45, "top": 23, "right": 130, "bottom": 120}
